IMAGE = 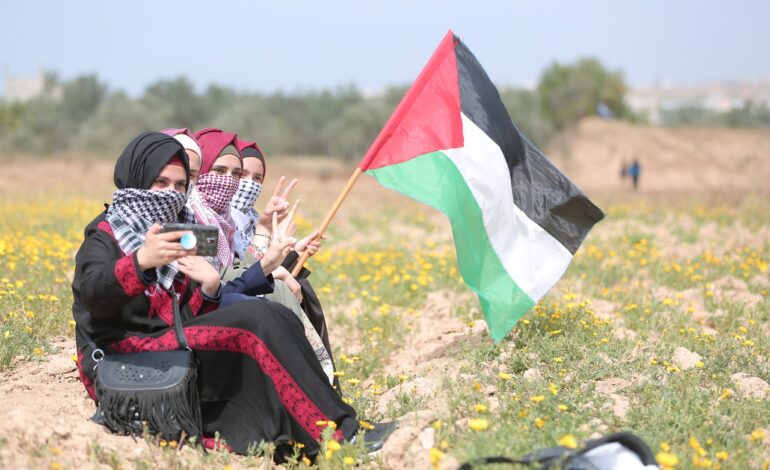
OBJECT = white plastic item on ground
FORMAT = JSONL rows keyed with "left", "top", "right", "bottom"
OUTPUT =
{"left": 581, "top": 442, "right": 660, "bottom": 469}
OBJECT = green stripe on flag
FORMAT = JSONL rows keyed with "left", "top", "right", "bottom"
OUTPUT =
{"left": 366, "top": 151, "right": 535, "bottom": 341}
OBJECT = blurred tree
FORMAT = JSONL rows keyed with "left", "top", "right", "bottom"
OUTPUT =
{"left": 321, "top": 87, "right": 401, "bottom": 161}
{"left": 60, "top": 74, "right": 106, "bottom": 123}
{"left": 537, "top": 57, "right": 628, "bottom": 130}
{"left": 499, "top": 87, "right": 555, "bottom": 147}
{"left": 77, "top": 91, "right": 161, "bottom": 152}
{"left": 662, "top": 102, "right": 770, "bottom": 128}
{"left": 141, "top": 77, "right": 208, "bottom": 129}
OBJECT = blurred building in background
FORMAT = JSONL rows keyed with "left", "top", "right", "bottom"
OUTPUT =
{"left": 3, "top": 70, "right": 61, "bottom": 103}
{"left": 627, "top": 80, "right": 770, "bottom": 123}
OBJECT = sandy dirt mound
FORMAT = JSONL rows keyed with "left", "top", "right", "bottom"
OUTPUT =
{"left": 548, "top": 117, "right": 770, "bottom": 195}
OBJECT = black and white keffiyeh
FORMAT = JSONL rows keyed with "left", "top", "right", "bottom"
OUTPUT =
{"left": 106, "top": 188, "right": 186, "bottom": 289}
{"left": 229, "top": 179, "right": 262, "bottom": 257}
{"left": 231, "top": 179, "right": 262, "bottom": 213}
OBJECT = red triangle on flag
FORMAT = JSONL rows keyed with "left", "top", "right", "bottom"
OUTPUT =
{"left": 359, "top": 30, "right": 464, "bottom": 171}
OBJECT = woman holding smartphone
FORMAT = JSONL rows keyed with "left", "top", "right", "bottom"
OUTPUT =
{"left": 71, "top": 132, "right": 366, "bottom": 457}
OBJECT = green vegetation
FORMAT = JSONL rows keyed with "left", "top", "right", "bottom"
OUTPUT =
{"left": 0, "top": 57, "right": 637, "bottom": 159}
{"left": 2, "top": 192, "right": 769, "bottom": 468}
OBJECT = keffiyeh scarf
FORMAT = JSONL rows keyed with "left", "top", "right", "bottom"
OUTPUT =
{"left": 106, "top": 188, "right": 186, "bottom": 289}
{"left": 185, "top": 173, "right": 239, "bottom": 269}
{"left": 229, "top": 179, "right": 262, "bottom": 258}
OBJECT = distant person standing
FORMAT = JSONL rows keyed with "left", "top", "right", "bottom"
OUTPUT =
{"left": 628, "top": 159, "right": 641, "bottom": 190}
{"left": 619, "top": 160, "right": 629, "bottom": 188}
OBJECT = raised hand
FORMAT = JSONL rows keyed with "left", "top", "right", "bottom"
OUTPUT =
{"left": 260, "top": 206, "right": 298, "bottom": 274}
{"left": 295, "top": 230, "right": 322, "bottom": 256}
{"left": 136, "top": 224, "right": 195, "bottom": 270}
{"left": 259, "top": 176, "right": 298, "bottom": 230}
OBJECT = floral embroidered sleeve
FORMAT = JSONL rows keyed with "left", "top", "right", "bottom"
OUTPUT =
{"left": 188, "top": 285, "right": 221, "bottom": 316}
{"left": 113, "top": 252, "right": 156, "bottom": 296}
{"left": 74, "top": 229, "right": 154, "bottom": 319}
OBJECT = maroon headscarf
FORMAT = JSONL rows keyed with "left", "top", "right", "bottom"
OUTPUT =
{"left": 192, "top": 128, "right": 241, "bottom": 174}
{"left": 236, "top": 139, "right": 266, "bottom": 179}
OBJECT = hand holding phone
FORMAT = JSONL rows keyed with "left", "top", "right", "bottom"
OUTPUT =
{"left": 159, "top": 223, "right": 219, "bottom": 257}
{"left": 136, "top": 224, "right": 196, "bottom": 270}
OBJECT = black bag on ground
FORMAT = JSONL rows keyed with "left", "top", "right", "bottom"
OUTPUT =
{"left": 80, "top": 286, "right": 202, "bottom": 441}
{"left": 458, "top": 432, "right": 658, "bottom": 470}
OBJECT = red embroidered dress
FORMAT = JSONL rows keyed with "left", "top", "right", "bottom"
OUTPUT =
{"left": 72, "top": 213, "right": 357, "bottom": 455}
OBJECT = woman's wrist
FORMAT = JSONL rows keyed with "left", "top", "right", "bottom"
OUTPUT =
{"left": 200, "top": 278, "right": 221, "bottom": 298}
{"left": 136, "top": 247, "right": 153, "bottom": 271}
{"left": 251, "top": 233, "right": 271, "bottom": 246}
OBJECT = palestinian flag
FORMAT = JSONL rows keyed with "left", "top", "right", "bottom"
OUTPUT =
{"left": 360, "top": 30, "right": 605, "bottom": 342}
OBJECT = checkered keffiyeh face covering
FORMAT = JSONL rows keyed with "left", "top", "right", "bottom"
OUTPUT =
{"left": 230, "top": 179, "right": 262, "bottom": 257}
{"left": 106, "top": 188, "right": 186, "bottom": 289}
{"left": 230, "top": 179, "right": 262, "bottom": 213}
{"left": 196, "top": 173, "right": 240, "bottom": 215}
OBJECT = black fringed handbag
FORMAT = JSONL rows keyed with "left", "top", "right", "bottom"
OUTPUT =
{"left": 79, "top": 286, "right": 202, "bottom": 441}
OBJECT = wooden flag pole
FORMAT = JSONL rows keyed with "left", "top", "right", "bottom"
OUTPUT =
{"left": 291, "top": 167, "right": 363, "bottom": 276}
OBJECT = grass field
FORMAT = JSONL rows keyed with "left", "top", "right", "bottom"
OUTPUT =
{"left": 0, "top": 159, "right": 768, "bottom": 469}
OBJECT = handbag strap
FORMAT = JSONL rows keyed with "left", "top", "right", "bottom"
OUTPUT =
{"left": 160, "top": 284, "right": 190, "bottom": 350}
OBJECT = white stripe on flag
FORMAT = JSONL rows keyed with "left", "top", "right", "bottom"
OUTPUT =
{"left": 442, "top": 113, "right": 573, "bottom": 301}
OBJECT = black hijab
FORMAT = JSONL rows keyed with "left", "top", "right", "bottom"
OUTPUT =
{"left": 113, "top": 132, "right": 190, "bottom": 190}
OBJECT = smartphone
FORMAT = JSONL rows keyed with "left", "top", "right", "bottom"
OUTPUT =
{"left": 160, "top": 223, "right": 219, "bottom": 257}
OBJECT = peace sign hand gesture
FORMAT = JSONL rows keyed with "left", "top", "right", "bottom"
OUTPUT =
{"left": 259, "top": 176, "right": 298, "bottom": 231}
{"left": 259, "top": 200, "right": 299, "bottom": 274}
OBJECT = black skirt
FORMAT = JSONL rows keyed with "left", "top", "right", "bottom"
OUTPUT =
{"left": 80, "top": 299, "right": 358, "bottom": 455}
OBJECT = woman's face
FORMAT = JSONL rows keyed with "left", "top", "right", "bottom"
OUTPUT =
{"left": 209, "top": 154, "right": 242, "bottom": 178}
{"left": 149, "top": 164, "right": 188, "bottom": 193}
{"left": 241, "top": 157, "right": 264, "bottom": 184}
{"left": 187, "top": 150, "right": 202, "bottom": 182}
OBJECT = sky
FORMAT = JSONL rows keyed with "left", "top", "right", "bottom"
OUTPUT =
{"left": 1, "top": 0, "right": 769, "bottom": 97}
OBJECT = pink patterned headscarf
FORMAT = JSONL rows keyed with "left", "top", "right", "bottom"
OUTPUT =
{"left": 185, "top": 129, "right": 242, "bottom": 269}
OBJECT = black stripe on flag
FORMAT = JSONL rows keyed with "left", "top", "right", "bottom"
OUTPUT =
{"left": 454, "top": 38, "right": 604, "bottom": 255}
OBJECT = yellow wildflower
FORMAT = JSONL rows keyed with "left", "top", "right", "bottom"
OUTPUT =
{"left": 558, "top": 434, "right": 578, "bottom": 449}
{"left": 656, "top": 451, "right": 679, "bottom": 467}
{"left": 429, "top": 448, "right": 445, "bottom": 468}
{"left": 326, "top": 440, "right": 341, "bottom": 451}
{"left": 359, "top": 420, "right": 375, "bottom": 430}
{"left": 468, "top": 418, "right": 488, "bottom": 431}
{"left": 715, "top": 451, "right": 728, "bottom": 461}
{"left": 530, "top": 395, "right": 546, "bottom": 403}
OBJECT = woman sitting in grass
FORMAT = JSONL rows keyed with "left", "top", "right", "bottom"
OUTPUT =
{"left": 225, "top": 137, "right": 338, "bottom": 386}
{"left": 187, "top": 130, "right": 335, "bottom": 382}
{"left": 71, "top": 131, "right": 373, "bottom": 456}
